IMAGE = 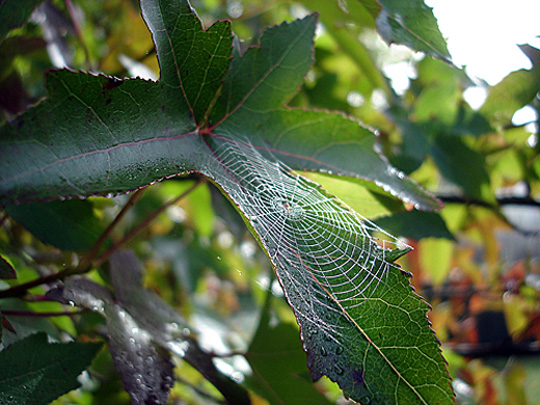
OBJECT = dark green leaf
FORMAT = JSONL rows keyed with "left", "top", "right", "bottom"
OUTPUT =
{"left": 0, "top": 70, "right": 202, "bottom": 205}
{"left": 451, "top": 104, "right": 493, "bottom": 137}
{"left": 201, "top": 138, "right": 453, "bottom": 404}
{"left": 48, "top": 251, "right": 250, "bottom": 404}
{"left": 374, "top": 210, "right": 455, "bottom": 240}
{"left": 210, "top": 14, "right": 317, "bottom": 124}
{"left": 431, "top": 135, "right": 492, "bottom": 201}
{"left": 0, "top": 255, "right": 16, "bottom": 279}
{"left": 0, "top": 0, "right": 44, "bottom": 43}
{"left": 5, "top": 199, "right": 104, "bottom": 250}
{"left": 387, "top": 105, "right": 432, "bottom": 174}
{"left": 361, "top": 0, "right": 451, "bottom": 62}
{"left": 0, "top": 332, "right": 102, "bottom": 405}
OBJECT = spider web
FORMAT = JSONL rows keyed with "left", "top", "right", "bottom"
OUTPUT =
{"left": 199, "top": 137, "right": 449, "bottom": 403}
{"left": 203, "top": 136, "right": 409, "bottom": 311}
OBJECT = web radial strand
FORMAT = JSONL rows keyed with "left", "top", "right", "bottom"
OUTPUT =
{"left": 202, "top": 138, "right": 409, "bottom": 308}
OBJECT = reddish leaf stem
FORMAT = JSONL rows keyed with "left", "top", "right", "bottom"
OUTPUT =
{"left": 64, "top": 0, "right": 93, "bottom": 69}
{"left": 95, "top": 178, "right": 206, "bottom": 266}
{"left": 77, "top": 188, "right": 146, "bottom": 273}
{"left": 0, "top": 179, "right": 204, "bottom": 299}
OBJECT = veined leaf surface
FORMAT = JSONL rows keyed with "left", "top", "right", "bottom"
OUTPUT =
{"left": 0, "top": 0, "right": 453, "bottom": 403}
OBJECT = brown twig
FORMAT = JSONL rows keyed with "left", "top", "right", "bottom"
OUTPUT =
{"left": 0, "top": 180, "right": 204, "bottom": 300}
{"left": 64, "top": 0, "right": 93, "bottom": 69}
{"left": 0, "top": 189, "right": 145, "bottom": 299}
{"left": 95, "top": 178, "right": 206, "bottom": 266}
{"left": 76, "top": 188, "right": 146, "bottom": 273}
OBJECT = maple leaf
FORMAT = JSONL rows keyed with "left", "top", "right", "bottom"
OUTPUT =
{"left": 0, "top": 0, "right": 453, "bottom": 403}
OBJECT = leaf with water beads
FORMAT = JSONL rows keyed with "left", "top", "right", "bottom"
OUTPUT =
{"left": 201, "top": 137, "right": 454, "bottom": 404}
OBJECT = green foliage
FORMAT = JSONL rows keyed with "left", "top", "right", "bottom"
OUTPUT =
{"left": 0, "top": 0, "right": 44, "bottom": 42}
{"left": 1, "top": 0, "right": 539, "bottom": 404}
{"left": 245, "top": 292, "right": 333, "bottom": 404}
{"left": 5, "top": 200, "right": 105, "bottom": 250}
{"left": 0, "top": 332, "right": 102, "bottom": 404}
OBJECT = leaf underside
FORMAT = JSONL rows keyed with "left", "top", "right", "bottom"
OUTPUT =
{"left": 47, "top": 250, "right": 251, "bottom": 405}
{"left": 0, "top": 0, "right": 453, "bottom": 403}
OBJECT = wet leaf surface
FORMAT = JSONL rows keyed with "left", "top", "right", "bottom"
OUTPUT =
{"left": 3, "top": 1, "right": 452, "bottom": 403}
{"left": 48, "top": 250, "right": 250, "bottom": 404}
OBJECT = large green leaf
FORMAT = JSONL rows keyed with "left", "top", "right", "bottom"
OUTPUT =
{"left": 201, "top": 137, "right": 453, "bottom": 404}
{"left": 0, "top": 2, "right": 439, "bottom": 210}
{"left": 0, "top": 1, "right": 452, "bottom": 403}
{"left": 0, "top": 332, "right": 102, "bottom": 404}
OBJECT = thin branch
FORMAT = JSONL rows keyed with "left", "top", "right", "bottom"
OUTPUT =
{"left": 0, "top": 269, "right": 70, "bottom": 299}
{"left": 438, "top": 194, "right": 540, "bottom": 208}
{"left": 64, "top": 0, "right": 92, "bottom": 69}
{"left": 22, "top": 294, "right": 61, "bottom": 302}
{"left": 0, "top": 189, "right": 145, "bottom": 299}
{"left": 437, "top": 193, "right": 540, "bottom": 235}
{"left": 76, "top": 188, "right": 146, "bottom": 273}
{"left": 0, "top": 180, "right": 204, "bottom": 299}
{"left": 1, "top": 309, "right": 87, "bottom": 317}
{"left": 0, "top": 189, "right": 143, "bottom": 298}
{"left": 95, "top": 178, "right": 206, "bottom": 266}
